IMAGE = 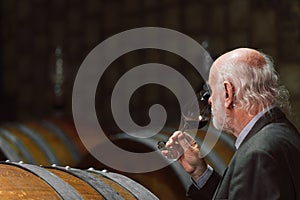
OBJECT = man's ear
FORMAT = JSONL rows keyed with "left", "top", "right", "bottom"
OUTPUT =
{"left": 224, "top": 81, "right": 234, "bottom": 108}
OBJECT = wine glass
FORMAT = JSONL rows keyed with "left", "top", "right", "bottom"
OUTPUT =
{"left": 157, "top": 84, "right": 211, "bottom": 150}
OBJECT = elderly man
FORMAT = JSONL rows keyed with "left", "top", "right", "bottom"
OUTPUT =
{"left": 162, "top": 48, "right": 300, "bottom": 199}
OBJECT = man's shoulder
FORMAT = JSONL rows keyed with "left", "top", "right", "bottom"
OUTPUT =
{"left": 256, "top": 121, "right": 299, "bottom": 145}
{"left": 238, "top": 121, "right": 300, "bottom": 157}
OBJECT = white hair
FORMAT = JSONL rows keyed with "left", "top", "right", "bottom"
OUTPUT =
{"left": 216, "top": 52, "right": 290, "bottom": 115}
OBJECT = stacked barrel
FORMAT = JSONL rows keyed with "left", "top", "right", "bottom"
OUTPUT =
{"left": 0, "top": 118, "right": 86, "bottom": 166}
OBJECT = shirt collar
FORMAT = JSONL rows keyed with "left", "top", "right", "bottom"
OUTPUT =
{"left": 235, "top": 105, "right": 274, "bottom": 149}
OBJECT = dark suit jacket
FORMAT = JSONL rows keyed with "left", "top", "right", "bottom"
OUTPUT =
{"left": 187, "top": 107, "right": 300, "bottom": 200}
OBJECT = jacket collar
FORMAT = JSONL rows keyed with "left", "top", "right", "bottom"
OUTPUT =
{"left": 239, "top": 107, "right": 286, "bottom": 147}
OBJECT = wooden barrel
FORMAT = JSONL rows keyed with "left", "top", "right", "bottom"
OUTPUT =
{"left": 77, "top": 126, "right": 236, "bottom": 200}
{"left": 0, "top": 118, "right": 87, "bottom": 166}
{"left": 0, "top": 161, "right": 158, "bottom": 200}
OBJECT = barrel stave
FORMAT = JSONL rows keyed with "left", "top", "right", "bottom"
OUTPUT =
{"left": 47, "top": 168, "right": 104, "bottom": 200}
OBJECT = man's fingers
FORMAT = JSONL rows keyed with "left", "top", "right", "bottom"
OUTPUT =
{"left": 165, "top": 131, "right": 181, "bottom": 147}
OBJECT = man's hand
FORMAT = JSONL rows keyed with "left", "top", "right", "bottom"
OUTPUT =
{"left": 161, "top": 131, "right": 207, "bottom": 180}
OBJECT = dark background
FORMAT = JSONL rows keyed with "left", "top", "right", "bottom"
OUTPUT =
{"left": 0, "top": 0, "right": 299, "bottom": 131}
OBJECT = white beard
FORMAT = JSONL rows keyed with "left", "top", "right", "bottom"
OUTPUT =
{"left": 211, "top": 96, "right": 232, "bottom": 132}
{"left": 211, "top": 97, "right": 224, "bottom": 130}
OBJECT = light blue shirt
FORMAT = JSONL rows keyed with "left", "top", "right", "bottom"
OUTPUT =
{"left": 193, "top": 105, "right": 274, "bottom": 189}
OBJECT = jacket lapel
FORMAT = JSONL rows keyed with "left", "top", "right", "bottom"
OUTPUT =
{"left": 212, "top": 167, "right": 228, "bottom": 199}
